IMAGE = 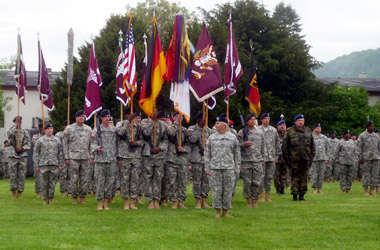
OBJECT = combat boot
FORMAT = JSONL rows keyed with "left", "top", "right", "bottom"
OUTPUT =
{"left": 265, "top": 191, "right": 272, "bottom": 202}
{"left": 276, "top": 188, "right": 281, "bottom": 195}
{"left": 130, "top": 198, "right": 138, "bottom": 210}
{"left": 79, "top": 197, "right": 86, "bottom": 204}
{"left": 259, "top": 192, "right": 265, "bottom": 202}
{"left": 103, "top": 199, "right": 110, "bottom": 210}
{"left": 318, "top": 188, "right": 323, "bottom": 194}
{"left": 252, "top": 199, "right": 258, "bottom": 208}
{"left": 369, "top": 187, "right": 376, "bottom": 195}
{"left": 215, "top": 209, "right": 222, "bottom": 218}
{"left": 280, "top": 188, "right": 285, "bottom": 195}
{"left": 37, "top": 192, "right": 42, "bottom": 198}
{"left": 48, "top": 198, "right": 53, "bottom": 205}
{"left": 178, "top": 201, "right": 187, "bottom": 209}
{"left": 195, "top": 198, "right": 202, "bottom": 209}
{"left": 364, "top": 187, "right": 370, "bottom": 196}
{"left": 16, "top": 191, "right": 22, "bottom": 198}
{"left": 222, "top": 209, "right": 233, "bottom": 218}
{"left": 171, "top": 201, "right": 178, "bottom": 209}
{"left": 61, "top": 192, "right": 66, "bottom": 198}
{"left": 346, "top": 190, "right": 351, "bottom": 193}
{"left": 154, "top": 200, "right": 161, "bottom": 209}
{"left": 43, "top": 199, "right": 48, "bottom": 206}
{"left": 201, "top": 198, "right": 211, "bottom": 208}
{"left": 299, "top": 194, "right": 305, "bottom": 201}
{"left": 313, "top": 188, "right": 318, "bottom": 194}
{"left": 293, "top": 194, "right": 298, "bottom": 201}
{"left": 137, "top": 196, "right": 144, "bottom": 204}
{"left": 160, "top": 199, "right": 168, "bottom": 206}
{"left": 148, "top": 200, "right": 155, "bottom": 209}
{"left": 97, "top": 200, "right": 103, "bottom": 210}
{"left": 12, "top": 190, "right": 17, "bottom": 199}
{"left": 123, "top": 199, "right": 130, "bottom": 210}
{"left": 72, "top": 197, "right": 78, "bottom": 204}
{"left": 247, "top": 198, "right": 252, "bottom": 207}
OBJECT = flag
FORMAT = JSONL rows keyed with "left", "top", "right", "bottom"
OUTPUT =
{"left": 166, "top": 14, "right": 191, "bottom": 122}
{"left": 123, "top": 15, "right": 137, "bottom": 105}
{"left": 139, "top": 18, "right": 167, "bottom": 116}
{"left": 189, "top": 22, "right": 223, "bottom": 109}
{"left": 14, "top": 33, "right": 27, "bottom": 104}
{"left": 84, "top": 42, "right": 103, "bottom": 120}
{"left": 245, "top": 48, "right": 261, "bottom": 115}
{"left": 37, "top": 40, "right": 54, "bottom": 110}
{"left": 224, "top": 18, "right": 243, "bottom": 103}
{"left": 116, "top": 31, "right": 128, "bottom": 105}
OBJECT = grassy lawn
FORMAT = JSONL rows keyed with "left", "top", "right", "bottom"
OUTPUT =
{"left": 0, "top": 179, "right": 379, "bottom": 249}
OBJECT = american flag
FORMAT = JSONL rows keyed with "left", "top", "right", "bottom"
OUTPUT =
{"left": 122, "top": 16, "right": 137, "bottom": 105}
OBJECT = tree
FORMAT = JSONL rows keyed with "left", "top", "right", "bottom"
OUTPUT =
{"left": 0, "top": 57, "right": 15, "bottom": 127}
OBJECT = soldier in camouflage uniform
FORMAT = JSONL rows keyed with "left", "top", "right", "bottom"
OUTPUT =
{"left": 257, "top": 113, "right": 281, "bottom": 202}
{"left": 2, "top": 140, "right": 11, "bottom": 180}
{"left": 55, "top": 120, "right": 70, "bottom": 197}
{"left": 325, "top": 131, "right": 339, "bottom": 182}
{"left": 310, "top": 124, "right": 329, "bottom": 194}
{"left": 205, "top": 115, "right": 241, "bottom": 218}
{"left": 350, "top": 133, "right": 360, "bottom": 181}
{"left": 141, "top": 111, "right": 168, "bottom": 209}
{"left": 158, "top": 112, "right": 170, "bottom": 206}
{"left": 274, "top": 120, "right": 288, "bottom": 195}
{"left": 33, "top": 124, "right": 64, "bottom": 205}
{"left": 117, "top": 110, "right": 144, "bottom": 210}
{"left": 335, "top": 129, "right": 358, "bottom": 193}
{"left": 7, "top": 116, "right": 31, "bottom": 199}
{"left": 63, "top": 110, "right": 93, "bottom": 205}
{"left": 91, "top": 110, "right": 118, "bottom": 210}
{"left": 282, "top": 114, "right": 315, "bottom": 201}
{"left": 32, "top": 123, "right": 44, "bottom": 198}
{"left": 166, "top": 112, "right": 191, "bottom": 209}
{"left": 358, "top": 121, "right": 380, "bottom": 195}
{"left": 187, "top": 111, "right": 212, "bottom": 209}
{"left": 238, "top": 113, "right": 264, "bottom": 208}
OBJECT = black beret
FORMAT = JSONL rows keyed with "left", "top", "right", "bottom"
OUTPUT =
{"left": 124, "top": 107, "right": 131, "bottom": 115}
{"left": 61, "top": 120, "right": 68, "bottom": 126}
{"left": 330, "top": 130, "right": 336, "bottom": 135}
{"left": 157, "top": 111, "right": 166, "bottom": 118}
{"left": 351, "top": 132, "right": 356, "bottom": 136}
{"left": 313, "top": 123, "right": 321, "bottom": 130}
{"left": 133, "top": 112, "right": 142, "bottom": 117}
{"left": 220, "top": 113, "right": 227, "bottom": 118}
{"left": 4, "top": 140, "right": 8, "bottom": 144}
{"left": 366, "top": 120, "right": 374, "bottom": 128}
{"left": 343, "top": 129, "right": 350, "bottom": 135}
{"left": 75, "top": 110, "right": 85, "bottom": 117}
{"left": 173, "top": 111, "right": 180, "bottom": 117}
{"left": 100, "top": 109, "right": 110, "bottom": 118}
{"left": 38, "top": 123, "right": 43, "bottom": 128}
{"left": 194, "top": 111, "right": 203, "bottom": 120}
{"left": 215, "top": 116, "right": 228, "bottom": 124}
{"left": 44, "top": 123, "right": 53, "bottom": 129}
{"left": 260, "top": 113, "right": 270, "bottom": 120}
{"left": 12, "top": 116, "right": 22, "bottom": 122}
{"left": 244, "top": 113, "right": 256, "bottom": 123}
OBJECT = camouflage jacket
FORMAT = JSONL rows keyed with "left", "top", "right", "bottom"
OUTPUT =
{"left": 327, "top": 138, "right": 339, "bottom": 160}
{"left": 141, "top": 119, "right": 168, "bottom": 159}
{"left": 55, "top": 131, "right": 64, "bottom": 141}
{"left": 335, "top": 139, "right": 358, "bottom": 165}
{"left": 187, "top": 124, "right": 212, "bottom": 164}
{"left": 91, "top": 124, "right": 118, "bottom": 163}
{"left": 33, "top": 135, "right": 64, "bottom": 167}
{"left": 312, "top": 133, "right": 328, "bottom": 161}
{"left": 166, "top": 122, "right": 191, "bottom": 165}
{"left": 32, "top": 132, "right": 43, "bottom": 144}
{"left": 277, "top": 130, "right": 286, "bottom": 164}
{"left": 282, "top": 125, "right": 315, "bottom": 164}
{"left": 7, "top": 124, "right": 31, "bottom": 158}
{"left": 1, "top": 147, "right": 12, "bottom": 163}
{"left": 117, "top": 120, "right": 144, "bottom": 159}
{"left": 358, "top": 130, "right": 380, "bottom": 160}
{"left": 204, "top": 131, "right": 241, "bottom": 172}
{"left": 237, "top": 127, "right": 265, "bottom": 163}
{"left": 62, "top": 123, "right": 92, "bottom": 160}
{"left": 257, "top": 125, "right": 281, "bottom": 162}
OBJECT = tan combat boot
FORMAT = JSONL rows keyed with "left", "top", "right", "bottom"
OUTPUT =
{"left": 252, "top": 199, "right": 258, "bottom": 208}
{"left": 195, "top": 198, "right": 202, "bottom": 209}
{"left": 48, "top": 198, "right": 53, "bottom": 205}
{"left": 171, "top": 201, "right": 178, "bottom": 209}
{"left": 222, "top": 209, "right": 233, "bottom": 218}
{"left": 178, "top": 201, "right": 187, "bottom": 209}
{"left": 137, "top": 196, "right": 144, "bottom": 204}
{"left": 109, "top": 198, "right": 115, "bottom": 204}
{"left": 37, "top": 192, "right": 42, "bottom": 198}
{"left": 364, "top": 187, "right": 370, "bottom": 196}
{"left": 124, "top": 199, "right": 130, "bottom": 210}
{"left": 43, "top": 199, "right": 48, "bottom": 206}
{"left": 247, "top": 198, "right": 252, "bottom": 208}
{"left": 370, "top": 187, "right": 376, "bottom": 195}
{"left": 154, "top": 200, "right": 161, "bottom": 209}
{"left": 72, "top": 197, "right": 78, "bottom": 204}
{"left": 313, "top": 188, "right": 318, "bottom": 194}
{"left": 259, "top": 192, "right": 265, "bottom": 202}
{"left": 148, "top": 200, "right": 155, "bottom": 209}
{"left": 97, "top": 200, "right": 103, "bottom": 210}
{"left": 61, "top": 192, "right": 66, "bottom": 198}
{"left": 103, "top": 199, "right": 110, "bottom": 210}
{"left": 215, "top": 209, "right": 222, "bottom": 218}
{"left": 201, "top": 198, "right": 211, "bottom": 208}
{"left": 12, "top": 190, "right": 17, "bottom": 199}
{"left": 130, "top": 198, "right": 138, "bottom": 210}
{"left": 346, "top": 189, "right": 351, "bottom": 193}
{"left": 265, "top": 191, "right": 272, "bottom": 202}
{"left": 79, "top": 197, "right": 86, "bottom": 204}
{"left": 318, "top": 188, "right": 324, "bottom": 194}
{"left": 16, "top": 191, "right": 22, "bottom": 198}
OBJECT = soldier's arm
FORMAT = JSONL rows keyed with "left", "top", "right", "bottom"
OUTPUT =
{"left": 90, "top": 129, "right": 98, "bottom": 153}
{"left": 357, "top": 135, "right": 363, "bottom": 160}
{"left": 334, "top": 143, "right": 341, "bottom": 162}
{"left": 58, "top": 140, "right": 64, "bottom": 166}
{"left": 142, "top": 119, "right": 153, "bottom": 138}
{"left": 237, "top": 130, "right": 245, "bottom": 148}
{"left": 281, "top": 132, "right": 290, "bottom": 166}
{"left": 234, "top": 137, "right": 242, "bottom": 172}
{"left": 62, "top": 127, "right": 70, "bottom": 159}
{"left": 22, "top": 130, "right": 31, "bottom": 150}
{"left": 33, "top": 139, "right": 41, "bottom": 167}
{"left": 310, "top": 134, "right": 316, "bottom": 159}
{"left": 204, "top": 137, "right": 211, "bottom": 172}
{"left": 275, "top": 131, "right": 281, "bottom": 157}
{"left": 158, "top": 126, "right": 169, "bottom": 152}
{"left": 187, "top": 126, "right": 200, "bottom": 144}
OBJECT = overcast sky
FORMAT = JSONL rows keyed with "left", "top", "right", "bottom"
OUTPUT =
{"left": 1, "top": 0, "right": 380, "bottom": 71}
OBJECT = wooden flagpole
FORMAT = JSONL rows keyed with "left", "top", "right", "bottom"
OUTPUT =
{"left": 131, "top": 98, "right": 134, "bottom": 142}
{"left": 226, "top": 98, "right": 230, "bottom": 121}
{"left": 94, "top": 114, "right": 97, "bottom": 128}
{"left": 41, "top": 100, "right": 45, "bottom": 129}
{"left": 202, "top": 101, "right": 206, "bottom": 147}
{"left": 120, "top": 102, "right": 123, "bottom": 121}
{"left": 67, "top": 85, "right": 71, "bottom": 124}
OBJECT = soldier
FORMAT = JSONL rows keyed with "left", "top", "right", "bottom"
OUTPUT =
{"left": 56, "top": 120, "right": 70, "bottom": 197}
{"left": 2, "top": 140, "right": 11, "bottom": 180}
{"left": 7, "top": 116, "right": 31, "bottom": 199}
{"left": 282, "top": 114, "right": 315, "bottom": 201}
{"left": 350, "top": 133, "right": 360, "bottom": 181}
{"left": 257, "top": 113, "right": 281, "bottom": 202}
{"left": 32, "top": 123, "right": 45, "bottom": 198}
{"left": 33, "top": 124, "right": 64, "bottom": 205}
{"left": 238, "top": 113, "right": 264, "bottom": 208}
{"left": 141, "top": 110, "right": 168, "bottom": 209}
{"left": 205, "top": 115, "right": 241, "bottom": 218}
{"left": 358, "top": 121, "right": 380, "bottom": 195}
{"left": 133, "top": 111, "right": 145, "bottom": 204}
{"left": 166, "top": 112, "right": 190, "bottom": 209}
{"left": 63, "top": 110, "right": 93, "bottom": 205}
{"left": 335, "top": 129, "right": 357, "bottom": 193}
{"left": 91, "top": 109, "right": 118, "bottom": 210}
{"left": 157, "top": 112, "right": 170, "bottom": 206}
{"left": 274, "top": 120, "right": 288, "bottom": 195}
{"left": 117, "top": 109, "right": 144, "bottom": 210}
{"left": 310, "top": 123, "right": 328, "bottom": 194}
{"left": 187, "top": 111, "right": 212, "bottom": 209}
{"left": 325, "top": 131, "right": 339, "bottom": 182}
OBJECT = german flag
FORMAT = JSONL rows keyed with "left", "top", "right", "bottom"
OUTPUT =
{"left": 139, "top": 18, "right": 167, "bottom": 116}
{"left": 245, "top": 49, "right": 261, "bottom": 115}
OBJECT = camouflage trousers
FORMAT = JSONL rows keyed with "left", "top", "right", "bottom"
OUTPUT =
{"left": 68, "top": 159, "right": 90, "bottom": 198}
{"left": 332, "top": 162, "right": 340, "bottom": 180}
{"left": 338, "top": 164, "right": 354, "bottom": 191}
{"left": 311, "top": 160, "right": 326, "bottom": 188}
{"left": 2, "top": 162, "right": 10, "bottom": 179}
{"left": 232, "top": 173, "right": 239, "bottom": 196}
{"left": 94, "top": 162, "right": 116, "bottom": 200}
{"left": 120, "top": 158, "right": 141, "bottom": 199}
{"left": 357, "top": 163, "right": 363, "bottom": 179}
{"left": 209, "top": 169, "right": 236, "bottom": 210}
{"left": 138, "top": 163, "right": 145, "bottom": 196}
{"left": 59, "top": 164, "right": 70, "bottom": 193}
{"left": 87, "top": 163, "right": 95, "bottom": 193}
{"left": 324, "top": 159, "right": 336, "bottom": 181}
{"left": 362, "top": 160, "right": 379, "bottom": 188}
{"left": 289, "top": 160, "right": 310, "bottom": 195}
{"left": 166, "top": 162, "right": 187, "bottom": 202}
{"left": 143, "top": 157, "right": 165, "bottom": 201}
{"left": 161, "top": 164, "right": 169, "bottom": 200}
{"left": 40, "top": 165, "right": 59, "bottom": 199}
{"left": 9, "top": 157, "right": 27, "bottom": 192}
{"left": 191, "top": 163, "right": 210, "bottom": 199}
{"left": 274, "top": 162, "right": 289, "bottom": 189}
{"left": 34, "top": 169, "right": 42, "bottom": 194}
{"left": 114, "top": 163, "right": 121, "bottom": 192}
{"left": 241, "top": 162, "right": 263, "bottom": 200}
{"left": 259, "top": 161, "right": 275, "bottom": 192}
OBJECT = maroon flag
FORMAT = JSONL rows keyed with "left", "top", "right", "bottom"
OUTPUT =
{"left": 189, "top": 22, "right": 223, "bottom": 109}
{"left": 84, "top": 42, "right": 103, "bottom": 120}
{"left": 116, "top": 32, "right": 128, "bottom": 106}
{"left": 14, "top": 33, "right": 27, "bottom": 104}
{"left": 224, "top": 18, "right": 243, "bottom": 103}
{"left": 37, "top": 40, "right": 54, "bottom": 110}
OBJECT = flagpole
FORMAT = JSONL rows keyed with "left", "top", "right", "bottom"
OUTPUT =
{"left": 67, "top": 86, "right": 71, "bottom": 124}
{"left": 16, "top": 30, "right": 21, "bottom": 148}
{"left": 120, "top": 102, "right": 123, "bottom": 120}
{"left": 129, "top": 15, "right": 134, "bottom": 142}
{"left": 94, "top": 114, "right": 97, "bottom": 128}
{"left": 202, "top": 101, "right": 206, "bottom": 147}
{"left": 178, "top": 118, "right": 182, "bottom": 147}
{"left": 206, "top": 99, "right": 209, "bottom": 128}
{"left": 152, "top": 6, "right": 157, "bottom": 148}
{"left": 226, "top": 97, "right": 230, "bottom": 121}
{"left": 41, "top": 100, "right": 45, "bottom": 128}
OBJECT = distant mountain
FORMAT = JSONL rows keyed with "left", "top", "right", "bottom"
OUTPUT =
{"left": 313, "top": 48, "right": 380, "bottom": 78}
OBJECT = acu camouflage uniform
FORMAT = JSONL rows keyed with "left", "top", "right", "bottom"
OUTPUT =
{"left": 358, "top": 130, "right": 380, "bottom": 188}
{"left": 274, "top": 130, "right": 290, "bottom": 189}
{"left": 32, "top": 132, "right": 43, "bottom": 195}
{"left": 325, "top": 137, "right": 339, "bottom": 181}
{"left": 282, "top": 125, "right": 315, "bottom": 195}
{"left": 205, "top": 131, "right": 241, "bottom": 210}
{"left": 7, "top": 124, "right": 31, "bottom": 192}
{"left": 56, "top": 131, "right": 70, "bottom": 194}
{"left": 1, "top": 146, "right": 12, "bottom": 179}
{"left": 310, "top": 133, "right": 328, "bottom": 189}
{"left": 335, "top": 139, "right": 358, "bottom": 191}
{"left": 229, "top": 127, "right": 240, "bottom": 197}
{"left": 33, "top": 135, "right": 64, "bottom": 199}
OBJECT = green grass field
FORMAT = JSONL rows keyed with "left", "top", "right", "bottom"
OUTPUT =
{"left": 0, "top": 179, "right": 379, "bottom": 249}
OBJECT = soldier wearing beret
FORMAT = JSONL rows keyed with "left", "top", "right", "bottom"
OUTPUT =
{"left": 32, "top": 123, "right": 45, "bottom": 198}
{"left": 310, "top": 123, "right": 328, "bottom": 194}
{"left": 325, "top": 130, "right": 339, "bottom": 182}
{"left": 274, "top": 119, "right": 288, "bottom": 195}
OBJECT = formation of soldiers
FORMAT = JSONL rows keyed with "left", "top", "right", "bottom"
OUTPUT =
{"left": 1, "top": 110, "right": 380, "bottom": 217}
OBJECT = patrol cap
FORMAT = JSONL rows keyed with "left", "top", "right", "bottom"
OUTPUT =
{"left": 194, "top": 111, "right": 203, "bottom": 120}
{"left": 61, "top": 120, "right": 68, "bottom": 126}
{"left": 366, "top": 120, "right": 374, "bottom": 128}
{"left": 157, "top": 111, "right": 166, "bottom": 118}
{"left": 330, "top": 130, "right": 336, "bottom": 135}
{"left": 260, "top": 113, "right": 270, "bottom": 120}
{"left": 75, "top": 110, "right": 85, "bottom": 117}
{"left": 100, "top": 109, "right": 110, "bottom": 118}
{"left": 245, "top": 113, "right": 256, "bottom": 123}
{"left": 313, "top": 123, "right": 321, "bottom": 130}
{"left": 124, "top": 107, "right": 131, "bottom": 115}
{"left": 12, "top": 116, "right": 22, "bottom": 122}
{"left": 44, "top": 123, "right": 53, "bottom": 130}
{"left": 343, "top": 129, "right": 350, "bottom": 135}
{"left": 293, "top": 114, "right": 304, "bottom": 121}
{"left": 215, "top": 116, "right": 228, "bottom": 124}
{"left": 277, "top": 120, "right": 285, "bottom": 126}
